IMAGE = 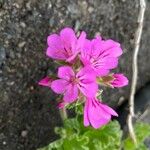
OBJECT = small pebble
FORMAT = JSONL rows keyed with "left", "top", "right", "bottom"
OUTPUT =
{"left": 18, "top": 41, "right": 26, "bottom": 48}
{"left": 21, "top": 130, "right": 28, "bottom": 138}
{"left": 3, "top": 141, "right": 6, "bottom": 145}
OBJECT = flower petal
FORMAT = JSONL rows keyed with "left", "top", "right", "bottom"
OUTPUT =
{"left": 97, "top": 57, "right": 118, "bottom": 69}
{"left": 87, "top": 98, "right": 111, "bottom": 129}
{"left": 76, "top": 31, "right": 86, "bottom": 50}
{"left": 111, "top": 74, "right": 128, "bottom": 87}
{"left": 77, "top": 67, "right": 98, "bottom": 97}
{"left": 46, "top": 34, "right": 67, "bottom": 60}
{"left": 99, "top": 103, "right": 118, "bottom": 117}
{"left": 38, "top": 76, "right": 52, "bottom": 87}
{"left": 66, "top": 31, "right": 87, "bottom": 63}
{"left": 99, "top": 39, "right": 122, "bottom": 57}
{"left": 80, "top": 39, "right": 92, "bottom": 65}
{"left": 66, "top": 52, "right": 78, "bottom": 63}
{"left": 95, "top": 68, "right": 109, "bottom": 76}
{"left": 80, "top": 56, "right": 91, "bottom": 66}
{"left": 76, "top": 66, "right": 97, "bottom": 82}
{"left": 78, "top": 82, "right": 98, "bottom": 98}
{"left": 57, "top": 102, "right": 67, "bottom": 109}
{"left": 51, "top": 79, "right": 68, "bottom": 94}
{"left": 60, "top": 27, "right": 77, "bottom": 51}
{"left": 63, "top": 84, "right": 78, "bottom": 103}
{"left": 84, "top": 99, "right": 90, "bottom": 126}
{"left": 58, "top": 66, "right": 75, "bottom": 80}
{"left": 80, "top": 37, "right": 122, "bottom": 75}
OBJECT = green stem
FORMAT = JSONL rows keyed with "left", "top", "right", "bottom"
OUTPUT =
{"left": 59, "top": 107, "right": 67, "bottom": 121}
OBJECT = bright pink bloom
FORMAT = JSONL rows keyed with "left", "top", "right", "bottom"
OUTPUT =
{"left": 38, "top": 76, "right": 53, "bottom": 87}
{"left": 84, "top": 97, "right": 118, "bottom": 129}
{"left": 80, "top": 36, "right": 122, "bottom": 76}
{"left": 110, "top": 74, "right": 128, "bottom": 87}
{"left": 57, "top": 102, "right": 66, "bottom": 109}
{"left": 46, "top": 27, "right": 86, "bottom": 63}
{"left": 51, "top": 66, "right": 98, "bottom": 103}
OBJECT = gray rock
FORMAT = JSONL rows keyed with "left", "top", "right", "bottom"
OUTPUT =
{"left": 0, "top": 0, "right": 150, "bottom": 150}
{"left": 0, "top": 46, "right": 6, "bottom": 67}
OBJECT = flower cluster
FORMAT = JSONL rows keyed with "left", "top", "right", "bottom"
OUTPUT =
{"left": 39, "top": 27, "right": 128, "bottom": 129}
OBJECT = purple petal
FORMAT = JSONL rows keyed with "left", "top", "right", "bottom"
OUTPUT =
{"left": 66, "top": 31, "right": 86, "bottom": 63}
{"left": 98, "top": 57, "right": 118, "bottom": 69}
{"left": 80, "top": 37, "right": 122, "bottom": 74}
{"left": 87, "top": 98, "right": 111, "bottom": 129}
{"left": 58, "top": 66, "right": 75, "bottom": 80}
{"left": 80, "top": 56, "right": 91, "bottom": 66}
{"left": 46, "top": 34, "right": 67, "bottom": 60}
{"left": 91, "top": 37, "right": 102, "bottom": 56}
{"left": 76, "top": 31, "right": 86, "bottom": 50}
{"left": 99, "top": 103, "right": 118, "bottom": 117}
{"left": 57, "top": 102, "right": 66, "bottom": 109}
{"left": 111, "top": 74, "right": 128, "bottom": 87}
{"left": 60, "top": 27, "right": 77, "bottom": 51}
{"left": 84, "top": 99, "right": 90, "bottom": 126}
{"left": 77, "top": 67, "right": 98, "bottom": 97}
{"left": 76, "top": 66, "right": 97, "bottom": 82}
{"left": 38, "top": 76, "right": 52, "bottom": 87}
{"left": 83, "top": 98, "right": 118, "bottom": 129}
{"left": 95, "top": 35, "right": 102, "bottom": 41}
{"left": 51, "top": 79, "right": 68, "bottom": 94}
{"left": 78, "top": 82, "right": 98, "bottom": 98}
{"left": 63, "top": 84, "right": 78, "bottom": 103}
{"left": 66, "top": 52, "right": 78, "bottom": 63}
{"left": 95, "top": 68, "right": 109, "bottom": 76}
{"left": 100, "top": 39, "right": 122, "bottom": 57}
{"left": 80, "top": 39, "right": 92, "bottom": 66}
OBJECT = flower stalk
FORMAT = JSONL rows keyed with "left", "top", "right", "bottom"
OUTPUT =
{"left": 59, "top": 107, "right": 68, "bottom": 121}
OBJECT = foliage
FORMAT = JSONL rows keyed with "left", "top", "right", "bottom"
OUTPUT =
{"left": 37, "top": 104, "right": 150, "bottom": 150}
{"left": 38, "top": 118, "right": 120, "bottom": 150}
{"left": 123, "top": 122, "right": 150, "bottom": 150}
{"left": 37, "top": 115, "right": 150, "bottom": 150}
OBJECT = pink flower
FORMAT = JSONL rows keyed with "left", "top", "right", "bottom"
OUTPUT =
{"left": 51, "top": 66, "right": 98, "bottom": 103}
{"left": 46, "top": 27, "right": 86, "bottom": 63}
{"left": 38, "top": 76, "right": 53, "bottom": 87}
{"left": 57, "top": 102, "right": 66, "bottom": 109}
{"left": 80, "top": 36, "right": 122, "bottom": 76}
{"left": 84, "top": 97, "right": 118, "bottom": 129}
{"left": 110, "top": 74, "right": 128, "bottom": 87}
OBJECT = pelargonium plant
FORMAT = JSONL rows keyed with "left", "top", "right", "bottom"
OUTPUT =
{"left": 39, "top": 27, "right": 128, "bottom": 129}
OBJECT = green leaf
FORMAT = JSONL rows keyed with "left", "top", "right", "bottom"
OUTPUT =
{"left": 54, "top": 127, "right": 67, "bottom": 139}
{"left": 37, "top": 139, "right": 63, "bottom": 150}
{"left": 66, "top": 100, "right": 83, "bottom": 115}
{"left": 83, "top": 121, "right": 122, "bottom": 150}
{"left": 75, "top": 102, "right": 83, "bottom": 115}
{"left": 135, "top": 122, "right": 150, "bottom": 142}
{"left": 64, "top": 118, "right": 79, "bottom": 130}
{"left": 38, "top": 115, "right": 150, "bottom": 150}
{"left": 62, "top": 134, "right": 89, "bottom": 150}
{"left": 123, "top": 122, "right": 150, "bottom": 150}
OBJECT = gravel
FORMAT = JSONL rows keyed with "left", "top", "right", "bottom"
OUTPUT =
{"left": 0, "top": 0, "right": 150, "bottom": 150}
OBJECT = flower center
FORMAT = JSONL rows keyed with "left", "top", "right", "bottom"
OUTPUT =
{"left": 64, "top": 48, "right": 72, "bottom": 57}
{"left": 70, "top": 76, "right": 79, "bottom": 84}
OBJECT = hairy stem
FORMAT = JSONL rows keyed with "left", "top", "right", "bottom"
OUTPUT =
{"left": 59, "top": 107, "right": 68, "bottom": 121}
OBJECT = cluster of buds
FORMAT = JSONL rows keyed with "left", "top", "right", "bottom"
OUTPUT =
{"left": 39, "top": 27, "right": 128, "bottom": 129}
